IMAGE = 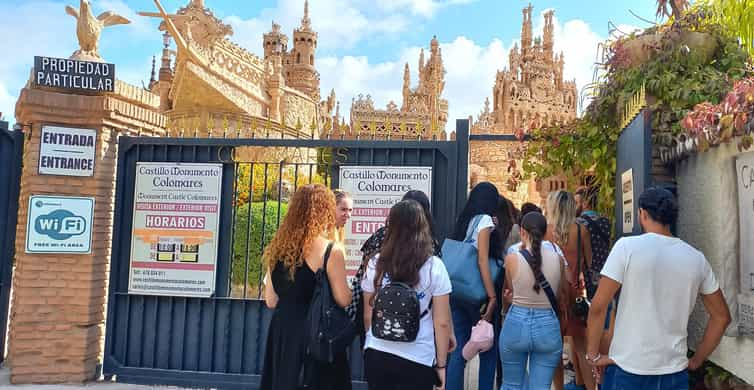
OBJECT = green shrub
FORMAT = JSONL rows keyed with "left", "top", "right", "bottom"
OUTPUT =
{"left": 231, "top": 201, "right": 288, "bottom": 295}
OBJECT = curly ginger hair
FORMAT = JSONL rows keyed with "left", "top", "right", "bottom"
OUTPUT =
{"left": 263, "top": 184, "right": 336, "bottom": 280}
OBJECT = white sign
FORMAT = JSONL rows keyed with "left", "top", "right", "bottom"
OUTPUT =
{"left": 736, "top": 151, "right": 754, "bottom": 294}
{"left": 39, "top": 125, "right": 96, "bottom": 177}
{"left": 621, "top": 169, "right": 635, "bottom": 234}
{"left": 26, "top": 195, "right": 94, "bottom": 254}
{"left": 338, "top": 166, "right": 433, "bottom": 282}
{"left": 128, "top": 162, "right": 222, "bottom": 298}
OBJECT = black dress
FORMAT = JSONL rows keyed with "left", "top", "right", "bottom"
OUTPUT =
{"left": 261, "top": 261, "right": 352, "bottom": 390}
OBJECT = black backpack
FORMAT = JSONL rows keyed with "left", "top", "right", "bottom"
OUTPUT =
{"left": 371, "top": 281, "right": 431, "bottom": 342}
{"left": 578, "top": 214, "right": 612, "bottom": 299}
{"left": 305, "top": 243, "right": 356, "bottom": 363}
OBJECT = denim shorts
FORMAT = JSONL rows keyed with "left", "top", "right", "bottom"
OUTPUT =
{"left": 603, "top": 365, "right": 688, "bottom": 390}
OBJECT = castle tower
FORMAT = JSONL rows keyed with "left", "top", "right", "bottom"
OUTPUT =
{"left": 543, "top": 10, "right": 555, "bottom": 63}
{"left": 284, "top": 0, "right": 320, "bottom": 100}
{"left": 263, "top": 21, "right": 289, "bottom": 59}
{"left": 521, "top": 4, "right": 533, "bottom": 54}
{"left": 402, "top": 63, "right": 410, "bottom": 110}
{"left": 158, "top": 32, "right": 173, "bottom": 111}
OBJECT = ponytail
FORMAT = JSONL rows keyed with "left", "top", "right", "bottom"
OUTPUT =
{"left": 520, "top": 211, "right": 548, "bottom": 293}
{"left": 529, "top": 228, "right": 545, "bottom": 293}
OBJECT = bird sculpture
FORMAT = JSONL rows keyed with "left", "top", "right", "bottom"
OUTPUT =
{"left": 65, "top": 0, "right": 131, "bottom": 62}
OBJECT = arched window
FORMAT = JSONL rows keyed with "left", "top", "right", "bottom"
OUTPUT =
{"left": 296, "top": 52, "right": 301, "bottom": 64}
{"left": 309, "top": 55, "right": 314, "bottom": 65}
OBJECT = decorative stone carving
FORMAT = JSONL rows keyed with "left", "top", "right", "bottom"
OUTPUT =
{"left": 65, "top": 0, "right": 131, "bottom": 62}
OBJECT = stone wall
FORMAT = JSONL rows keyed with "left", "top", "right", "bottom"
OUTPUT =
{"left": 10, "top": 85, "right": 164, "bottom": 383}
{"left": 676, "top": 139, "right": 754, "bottom": 384}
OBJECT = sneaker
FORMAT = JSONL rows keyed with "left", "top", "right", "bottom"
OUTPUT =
{"left": 564, "top": 382, "right": 587, "bottom": 390}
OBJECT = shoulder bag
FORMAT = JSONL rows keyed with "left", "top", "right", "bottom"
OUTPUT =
{"left": 441, "top": 215, "right": 503, "bottom": 306}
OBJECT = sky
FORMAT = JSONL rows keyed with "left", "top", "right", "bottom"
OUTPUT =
{"left": 0, "top": 0, "right": 661, "bottom": 127}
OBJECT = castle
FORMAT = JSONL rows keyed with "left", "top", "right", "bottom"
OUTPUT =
{"left": 142, "top": 0, "right": 334, "bottom": 138}
{"left": 470, "top": 5, "right": 578, "bottom": 205}
{"left": 141, "top": 0, "right": 573, "bottom": 203}
{"left": 347, "top": 37, "right": 449, "bottom": 139}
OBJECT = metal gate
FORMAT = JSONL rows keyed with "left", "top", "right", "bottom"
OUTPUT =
{"left": 0, "top": 121, "right": 23, "bottom": 363}
{"left": 104, "top": 120, "right": 470, "bottom": 388}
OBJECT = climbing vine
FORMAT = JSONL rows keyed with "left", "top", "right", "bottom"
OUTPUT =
{"left": 518, "top": 4, "right": 751, "bottom": 219}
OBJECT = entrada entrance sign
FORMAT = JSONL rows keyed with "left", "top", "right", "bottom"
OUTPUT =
{"left": 39, "top": 126, "right": 96, "bottom": 176}
{"left": 33, "top": 56, "right": 115, "bottom": 93}
{"left": 25, "top": 195, "right": 94, "bottom": 254}
{"left": 338, "top": 166, "right": 432, "bottom": 281}
{"left": 128, "top": 162, "right": 222, "bottom": 298}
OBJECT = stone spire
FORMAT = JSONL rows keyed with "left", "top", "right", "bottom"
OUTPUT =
{"left": 301, "top": 0, "right": 311, "bottom": 31}
{"left": 148, "top": 55, "right": 157, "bottom": 90}
{"left": 521, "top": 4, "right": 533, "bottom": 51}
{"left": 543, "top": 10, "right": 555, "bottom": 61}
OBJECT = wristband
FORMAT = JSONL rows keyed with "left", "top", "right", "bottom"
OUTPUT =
{"left": 586, "top": 353, "right": 601, "bottom": 363}
{"left": 435, "top": 364, "right": 447, "bottom": 369}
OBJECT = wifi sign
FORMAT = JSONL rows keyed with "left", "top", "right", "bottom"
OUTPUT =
{"left": 34, "top": 209, "right": 87, "bottom": 240}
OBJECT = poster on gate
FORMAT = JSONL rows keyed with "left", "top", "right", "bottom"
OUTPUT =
{"left": 128, "top": 162, "right": 222, "bottom": 298}
{"left": 736, "top": 152, "right": 754, "bottom": 336}
{"left": 338, "top": 166, "right": 432, "bottom": 283}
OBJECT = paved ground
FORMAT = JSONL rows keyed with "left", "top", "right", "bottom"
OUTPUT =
{"left": 0, "top": 367, "right": 184, "bottom": 390}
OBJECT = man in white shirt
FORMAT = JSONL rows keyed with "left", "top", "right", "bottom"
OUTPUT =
{"left": 585, "top": 187, "right": 731, "bottom": 389}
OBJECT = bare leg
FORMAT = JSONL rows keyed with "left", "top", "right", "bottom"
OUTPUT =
{"left": 573, "top": 336, "right": 596, "bottom": 390}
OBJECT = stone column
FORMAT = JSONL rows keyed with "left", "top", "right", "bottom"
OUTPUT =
{"left": 9, "top": 81, "right": 164, "bottom": 383}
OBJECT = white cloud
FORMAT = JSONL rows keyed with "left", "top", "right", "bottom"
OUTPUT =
{"left": 225, "top": 0, "right": 475, "bottom": 53}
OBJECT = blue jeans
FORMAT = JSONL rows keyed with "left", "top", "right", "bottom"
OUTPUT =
{"left": 447, "top": 299, "right": 499, "bottom": 390}
{"left": 602, "top": 365, "right": 688, "bottom": 390}
{"left": 499, "top": 305, "right": 562, "bottom": 390}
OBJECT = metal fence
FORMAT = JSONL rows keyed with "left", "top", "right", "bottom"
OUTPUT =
{"left": 104, "top": 120, "right": 469, "bottom": 389}
{"left": 0, "top": 122, "right": 23, "bottom": 363}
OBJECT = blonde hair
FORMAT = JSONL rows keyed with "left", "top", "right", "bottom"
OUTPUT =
{"left": 263, "top": 184, "right": 336, "bottom": 280}
{"left": 545, "top": 190, "right": 578, "bottom": 247}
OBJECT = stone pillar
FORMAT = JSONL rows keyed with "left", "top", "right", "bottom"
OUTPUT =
{"left": 9, "top": 81, "right": 164, "bottom": 383}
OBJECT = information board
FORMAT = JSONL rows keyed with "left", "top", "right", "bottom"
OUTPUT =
{"left": 128, "top": 162, "right": 222, "bottom": 298}
{"left": 338, "top": 166, "right": 432, "bottom": 282}
{"left": 736, "top": 152, "right": 754, "bottom": 335}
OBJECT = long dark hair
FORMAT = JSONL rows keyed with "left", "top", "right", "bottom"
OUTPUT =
{"left": 452, "top": 182, "right": 500, "bottom": 240}
{"left": 375, "top": 200, "right": 434, "bottom": 289}
{"left": 490, "top": 196, "right": 514, "bottom": 258}
{"left": 402, "top": 190, "right": 437, "bottom": 243}
{"left": 521, "top": 211, "right": 548, "bottom": 293}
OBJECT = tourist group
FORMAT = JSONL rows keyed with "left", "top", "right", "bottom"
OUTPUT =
{"left": 259, "top": 182, "right": 732, "bottom": 390}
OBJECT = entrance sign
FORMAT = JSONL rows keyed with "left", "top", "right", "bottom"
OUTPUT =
{"left": 736, "top": 152, "right": 754, "bottom": 335}
{"left": 39, "top": 126, "right": 96, "bottom": 177}
{"left": 621, "top": 169, "right": 635, "bottom": 234}
{"left": 25, "top": 195, "right": 94, "bottom": 254}
{"left": 34, "top": 56, "right": 115, "bottom": 93}
{"left": 338, "top": 166, "right": 432, "bottom": 281}
{"left": 128, "top": 162, "right": 222, "bottom": 298}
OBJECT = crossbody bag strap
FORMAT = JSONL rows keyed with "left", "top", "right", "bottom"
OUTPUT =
{"left": 518, "top": 249, "right": 559, "bottom": 315}
{"left": 576, "top": 224, "right": 583, "bottom": 279}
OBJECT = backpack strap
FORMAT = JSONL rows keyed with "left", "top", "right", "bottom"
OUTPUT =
{"left": 518, "top": 249, "right": 559, "bottom": 315}
{"left": 576, "top": 224, "right": 583, "bottom": 280}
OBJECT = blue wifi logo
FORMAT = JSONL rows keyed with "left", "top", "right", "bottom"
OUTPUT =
{"left": 34, "top": 209, "right": 87, "bottom": 240}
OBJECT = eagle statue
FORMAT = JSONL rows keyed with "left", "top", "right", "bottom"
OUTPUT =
{"left": 65, "top": 0, "right": 131, "bottom": 62}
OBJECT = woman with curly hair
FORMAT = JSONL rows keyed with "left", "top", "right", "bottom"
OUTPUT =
{"left": 261, "top": 184, "right": 352, "bottom": 390}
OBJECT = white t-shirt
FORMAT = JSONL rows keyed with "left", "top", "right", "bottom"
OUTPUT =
{"left": 466, "top": 214, "right": 495, "bottom": 249}
{"left": 362, "top": 255, "right": 452, "bottom": 367}
{"left": 602, "top": 233, "right": 719, "bottom": 375}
